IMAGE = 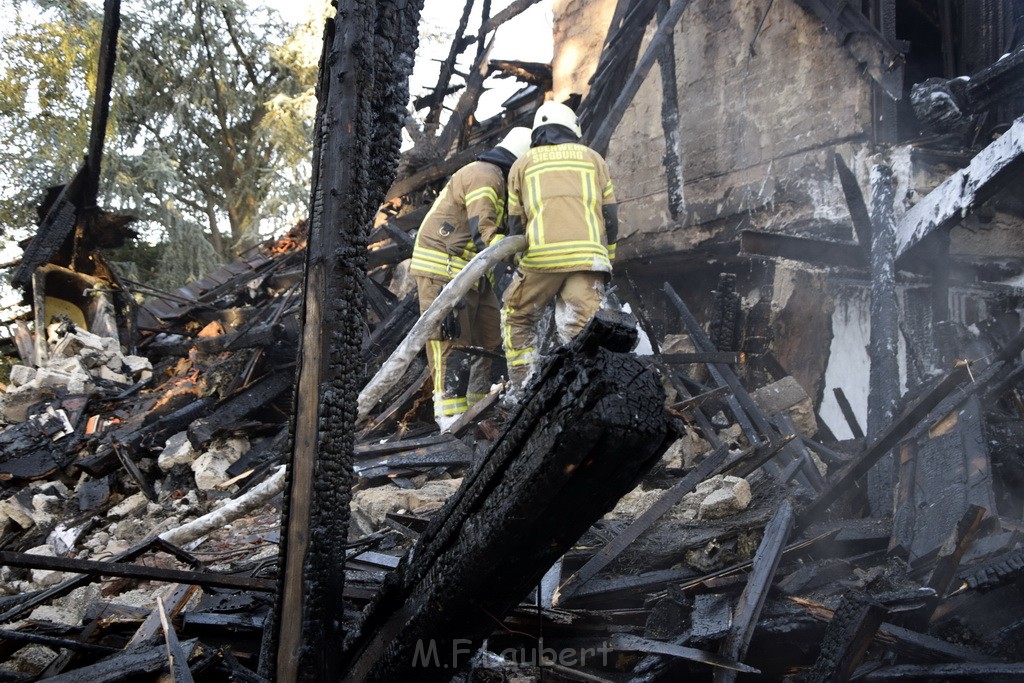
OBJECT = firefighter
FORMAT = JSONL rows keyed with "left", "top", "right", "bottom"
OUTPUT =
{"left": 501, "top": 102, "right": 619, "bottom": 393}
{"left": 410, "top": 126, "right": 532, "bottom": 430}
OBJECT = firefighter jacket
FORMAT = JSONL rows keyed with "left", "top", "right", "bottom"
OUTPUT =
{"left": 410, "top": 159, "right": 508, "bottom": 282}
{"left": 507, "top": 141, "right": 617, "bottom": 273}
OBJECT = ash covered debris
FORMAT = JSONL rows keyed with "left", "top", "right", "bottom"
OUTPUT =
{"left": 5, "top": 0, "right": 1024, "bottom": 681}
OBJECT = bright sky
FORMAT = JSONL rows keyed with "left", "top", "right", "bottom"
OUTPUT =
{"left": 258, "top": 0, "right": 555, "bottom": 119}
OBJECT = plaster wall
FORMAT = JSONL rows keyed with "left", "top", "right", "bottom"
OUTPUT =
{"left": 552, "top": 0, "right": 874, "bottom": 256}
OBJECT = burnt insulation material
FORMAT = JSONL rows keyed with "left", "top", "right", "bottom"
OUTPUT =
{"left": 340, "top": 322, "right": 675, "bottom": 682}
{"left": 263, "top": 0, "right": 423, "bottom": 680}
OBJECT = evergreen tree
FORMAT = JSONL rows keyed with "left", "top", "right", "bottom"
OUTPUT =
{"left": 0, "top": 0, "right": 319, "bottom": 289}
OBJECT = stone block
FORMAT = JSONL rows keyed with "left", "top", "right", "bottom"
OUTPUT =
{"left": 26, "top": 545, "right": 63, "bottom": 587}
{"left": 697, "top": 475, "right": 752, "bottom": 520}
{"left": 34, "top": 368, "right": 73, "bottom": 389}
{"left": 8, "top": 366, "right": 36, "bottom": 387}
{"left": 158, "top": 431, "right": 198, "bottom": 472}
{"left": 109, "top": 492, "right": 149, "bottom": 518}
{"left": 192, "top": 437, "right": 250, "bottom": 490}
{"left": 750, "top": 376, "right": 818, "bottom": 436}
{"left": 123, "top": 355, "right": 153, "bottom": 374}
{"left": 96, "top": 366, "right": 130, "bottom": 385}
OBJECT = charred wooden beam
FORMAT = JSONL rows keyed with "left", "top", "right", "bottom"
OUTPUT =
{"left": 338, "top": 316, "right": 673, "bottom": 682}
{"left": 43, "top": 641, "right": 200, "bottom": 683}
{"left": 790, "top": 596, "right": 999, "bottom": 663}
{"left": 12, "top": 169, "right": 85, "bottom": 288}
{"left": 556, "top": 443, "right": 731, "bottom": 604}
{"left": 267, "top": 0, "right": 423, "bottom": 679}
{"left": 656, "top": 0, "right": 684, "bottom": 218}
{"left": 158, "top": 596, "right": 195, "bottom": 683}
{"left": 12, "top": 0, "right": 121, "bottom": 288}
{"left": 740, "top": 230, "right": 867, "bottom": 270}
{"left": 588, "top": 0, "right": 693, "bottom": 156}
{"left": 908, "top": 504, "right": 987, "bottom": 629}
{"left": 187, "top": 370, "right": 293, "bottom": 448}
{"left": 805, "top": 592, "right": 887, "bottom": 683}
{"left": 579, "top": 0, "right": 659, "bottom": 138}
{"left": 834, "top": 154, "right": 872, "bottom": 250}
{"left": 82, "top": 0, "right": 121, "bottom": 207}
{"left": 890, "top": 396, "right": 997, "bottom": 564}
{"left": 859, "top": 662, "right": 1024, "bottom": 680}
{"left": 663, "top": 282, "right": 780, "bottom": 448}
{"left": 866, "top": 164, "right": 900, "bottom": 516}
{"left": 894, "top": 114, "right": 1024, "bottom": 263}
{"left": 0, "top": 551, "right": 275, "bottom": 592}
{"left": 832, "top": 387, "right": 865, "bottom": 439}
{"left": 911, "top": 44, "right": 1024, "bottom": 132}
{"left": 610, "top": 633, "right": 758, "bottom": 675}
{"left": 713, "top": 500, "right": 794, "bottom": 683}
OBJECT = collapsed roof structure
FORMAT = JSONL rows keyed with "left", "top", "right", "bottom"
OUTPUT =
{"left": 2, "top": 0, "right": 1024, "bottom": 680}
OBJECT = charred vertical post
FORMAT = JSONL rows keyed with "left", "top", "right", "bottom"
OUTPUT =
{"left": 656, "top": 0, "right": 684, "bottom": 218}
{"left": 83, "top": 0, "right": 121, "bottom": 208}
{"left": 267, "top": 1, "right": 423, "bottom": 680}
{"left": 866, "top": 164, "right": 900, "bottom": 517}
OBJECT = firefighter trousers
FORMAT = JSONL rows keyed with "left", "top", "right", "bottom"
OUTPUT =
{"left": 415, "top": 275, "right": 502, "bottom": 423}
{"left": 500, "top": 269, "right": 606, "bottom": 389}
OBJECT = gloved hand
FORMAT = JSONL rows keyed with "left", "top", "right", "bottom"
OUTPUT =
{"left": 440, "top": 300, "right": 465, "bottom": 341}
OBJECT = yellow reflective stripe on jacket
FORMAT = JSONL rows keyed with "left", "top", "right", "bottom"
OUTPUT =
{"left": 607, "top": 243, "right": 617, "bottom": 261}
{"left": 528, "top": 173, "right": 544, "bottom": 244}
{"left": 409, "top": 245, "right": 470, "bottom": 279}
{"left": 519, "top": 240, "right": 611, "bottom": 271}
{"left": 465, "top": 186, "right": 504, "bottom": 225}
{"left": 436, "top": 396, "right": 468, "bottom": 417}
{"left": 603, "top": 179, "right": 614, "bottom": 198}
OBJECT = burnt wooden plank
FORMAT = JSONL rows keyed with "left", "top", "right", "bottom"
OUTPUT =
{"left": 892, "top": 396, "right": 996, "bottom": 564}
{"left": 714, "top": 500, "right": 794, "bottom": 683}
{"left": 158, "top": 596, "right": 195, "bottom": 683}
{"left": 663, "top": 282, "right": 774, "bottom": 447}
{"left": 43, "top": 640, "right": 199, "bottom": 683}
{"left": 833, "top": 387, "right": 865, "bottom": 439}
{"left": 188, "top": 370, "right": 293, "bottom": 448}
{"left": 907, "top": 504, "right": 988, "bottom": 630}
{"left": 0, "top": 628, "right": 118, "bottom": 654}
{"left": 0, "top": 551, "right": 275, "bottom": 592}
{"left": 895, "top": 114, "right": 1024, "bottom": 262}
{"left": 834, "top": 153, "right": 873, "bottom": 249}
{"left": 789, "top": 596, "right": 998, "bottom": 663}
{"left": 805, "top": 592, "right": 886, "bottom": 683}
{"left": 866, "top": 164, "right": 900, "bottom": 516}
{"left": 126, "top": 584, "right": 199, "bottom": 648}
{"left": 656, "top": 0, "right": 684, "bottom": 219}
{"left": 588, "top": 0, "right": 694, "bottom": 156}
{"left": 611, "top": 633, "right": 759, "bottom": 674}
{"left": 740, "top": 230, "right": 867, "bottom": 270}
{"left": 555, "top": 443, "right": 732, "bottom": 603}
{"left": 859, "top": 662, "right": 1024, "bottom": 680}
{"left": 338, "top": 320, "right": 673, "bottom": 682}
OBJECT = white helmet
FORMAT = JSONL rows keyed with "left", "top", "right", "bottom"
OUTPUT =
{"left": 533, "top": 101, "right": 582, "bottom": 138}
{"left": 495, "top": 126, "right": 532, "bottom": 159}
